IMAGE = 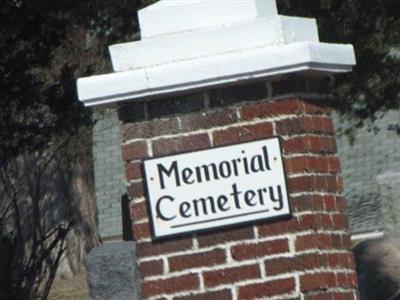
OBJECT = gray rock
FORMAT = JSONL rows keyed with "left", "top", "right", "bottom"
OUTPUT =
{"left": 85, "top": 242, "right": 140, "bottom": 300}
{"left": 354, "top": 237, "right": 400, "bottom": 300}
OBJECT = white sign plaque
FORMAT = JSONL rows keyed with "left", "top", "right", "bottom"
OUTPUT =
{"left": 143, "top": 137, "right": 291, "bottom": 239}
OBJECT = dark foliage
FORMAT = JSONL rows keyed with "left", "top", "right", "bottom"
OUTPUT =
{"left": 278, "top": 0, "right": 400, "bottom": 130}
{"left": 0, "top": 141, "right": 74, "bottom": 300}
{"left": 0, "top": 0, "right": 141, "bottom": 160}
{"left": 0, "top": 1, "right": 143, "bottom": 298}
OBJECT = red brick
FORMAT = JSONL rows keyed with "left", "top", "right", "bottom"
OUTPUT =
{"left": 197, "top": 227, "right": 254, "bottom": 248}
{"left": 327, "top": 156, "right": 341, "bottom": 172}
{"left": 323, "top": 195, "right": 337, "bottom": 211}
{"left": 282, "top": 136, "right": 309, "bottom": 154}
{"left": 336, "top": 272, "right": 358, "bottom": 289}
{"left": 265, "top": 253, "right": 327, "bottom": 276}
{"left": 332, "top": 214, "right": 347, "bottom": 230}
{"left": 288, "top": 176, "right": 315, "bottom": 193}
{"left": 337, "top": 176, "right": 344, "bottom": 192}
{"left": 317, "top": 136, "right": 337, "bottom": 152}
{"left": 238, "top": 277, "right": 296, "bottom": 299}
{"left": 325, "top": 157, "right": 340, "bottom": 173}
{"left": 297, "top": 214, "right": 324, "bottom": 231}
{"left": 299, "top": 214, "right": 322, "bottom": 231}
{"left": 333, "top": 292, "right": 359, "bottom": 300}
{"left": 285, "top": 156, "right": 336, "bottom": 174}
{"left": 141, "top": 274, "right": 199, "bottom": 298}
{"left": 180, "top": 108, "right": 238, "bottom": 132}
{"left": 331, "top": 234, "right": 342, "bottom": 248}
{"left": 283, "top": 136, "right": 337, "bottom": 154}
{"left": 324, "top": 117, "right": 335, "bottom": 133}
{"left": 326, "top": 176, "right": 340, "bottom": 193}
{"left": 283, "top": 136, "right": 311, "bottom": 153}
{"left": 130, "top": 201, "right": 148, "bottom": 221}
{"left": 203, "top": 264, "right": 261, "bottom": 287}
{"left": 169, "top": 249, "right": 226, "bottom": 272}
{"left": 331, "top": 234, "right": 352, "bottom": 249}
{"left": 306, "top": 293, "right": 357, "bottom": 300}
{"left": 258, "top": 217, "right": 299, "bottom": 236}
{"left": 323, "top": 175, "right": 339, "bottom": 193}
{"left": 125, "top": 162, "right": 142, "bottom": 181}
{"left": 295, "top": 233, "right": 333, "bottom": 251}
{"left": 320, "top": 213, "right": 335, "bottom": 229}
{"left": 123, "top": 118, "right": 179, "bottom": 140}
{"left": 303, "top": 101, "right": 333, "bottom": 115}
{"left": 288, "top": 175, "right": 339, "bottom": 193}
{"left": 291, "top": 195, "right": 325, "bottom": 213}
{"left": 342, "top": 234, "right": 352, "bottom": 249}
{"left": 213, "top": 122, "right": 273, "bottom": 146}
{"left": 139, "top": 259, "right": 164, "bottom": 278}
{"left": 231, "top": 239, "right": 289, "bottom": 261}
{"left": 174, "top": 289, "right": 232, "bottom": 300}
{"left": 133, "top": 222, "right": 151, "bottom": 240}
{"left": 318, "top": 233, "right": 335, "bottom": 248}
{"left": 336, "top": 196, "right": 347, "bottom": 211}
{"left": 258, "top": 214, "right": 337, "bottom": 237}
{"left": 127, "top": 181, "right": 145, "bottom": 199}
{"left": 327, "top": 253, "right": 355, "bottom": 269}
{"left": 300, "top": 272, "right": 337, "bottom": 292}
{"left": 240, "top": 99, "right": 305, "bottom": 120}
{"left": 304, "top": 294, "right": 334, "bottom": 300}
{"left": 152, "top": 133, "right": 210, "bottom": 156}
{"left": 276, "top": 116, "right": 335, "bottom": 136}
{"left": 137, "top": 238, "right": 193, "bottom": 258}
{"left": 122, "top": 141, "right": 148, "bottom": 161}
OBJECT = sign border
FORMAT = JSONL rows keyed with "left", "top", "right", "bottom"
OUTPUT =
{"left": 141, "top": 136, "right": 292, "bottom": 241}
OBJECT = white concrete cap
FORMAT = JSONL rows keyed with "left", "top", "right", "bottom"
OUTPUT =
{"left": 77, "top": 0, "right": 356, "bottom": 107}
{"left": 139, "top": 0, "right": 278, "bottom": 39}
{"left": 109, "top": 16, "right": 319, "bottom": 72}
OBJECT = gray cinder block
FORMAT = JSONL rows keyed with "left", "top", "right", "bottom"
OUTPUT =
{"left": 85, "top": 242, "right": 140, "bottom": 300}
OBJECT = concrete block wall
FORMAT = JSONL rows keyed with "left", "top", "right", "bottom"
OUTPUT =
{"left": 377, "top": 172, "right": 400, "bottom": 235}
{"left": 335, "top": 111, "right": 400, "bottom": 235}
{"left": 119, "top": 77, "right": 359, "bottom": 299}
{"left": 93, "top": 107, "right": 127, "bottom": 239}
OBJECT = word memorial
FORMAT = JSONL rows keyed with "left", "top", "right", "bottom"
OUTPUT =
{"left": 143, "top": 137, "right": 291, "bottom": 239}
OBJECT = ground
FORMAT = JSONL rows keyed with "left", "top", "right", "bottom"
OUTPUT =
{"left": 49, "top": 272, "right": 90, "bottom": 300}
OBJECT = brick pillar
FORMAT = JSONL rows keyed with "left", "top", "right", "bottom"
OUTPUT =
{"left": 120, "top": 77, "right": 359, "bottom": 299}
{"left": 77, "top": 1, "right": 358, "bottom": 298}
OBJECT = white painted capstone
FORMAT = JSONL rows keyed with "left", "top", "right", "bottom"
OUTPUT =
{"left": 77, "top": 0, "right": 356, "bottom": 107}
{"left": 138, "top": 0, "right": 278, "bottom": 39}
{"left": 109, "top": 16, "right": 319, "bottom": 72}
